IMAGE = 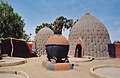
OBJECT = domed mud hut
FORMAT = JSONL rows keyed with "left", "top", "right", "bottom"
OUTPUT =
{"left": 45, "top": 35, "right": 69, "bottom": 63}
{"left": 33, "top": 27, "right": 54, "bottom": 56}
{"left": 69, "top": 13, "right": 111, "bottom": 58}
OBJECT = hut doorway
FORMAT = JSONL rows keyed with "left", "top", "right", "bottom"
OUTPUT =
{"left": 74, "top": 38, "right": 84, "bottom": 57}
{"left": 75, "top": 44, "right": 82, "bottom": 57}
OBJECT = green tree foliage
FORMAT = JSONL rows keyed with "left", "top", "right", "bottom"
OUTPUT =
{"left": 113, "top": 41, "right": 120, "bottom": 44}
{"left": 0, "top": 1, "right": 29, "bottom": 39}
{"left": 53, "top": 16, "right": 73, "bottom": 34}
{"left": 35, "top": 16, "right": 73, "bottom": 34}
{"left": 35, "top": 23, "right": 53, "bottom": 34}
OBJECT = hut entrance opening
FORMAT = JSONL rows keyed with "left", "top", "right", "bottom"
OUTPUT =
{"left": 75, "top": 44, "right": 82, "bottom": 57}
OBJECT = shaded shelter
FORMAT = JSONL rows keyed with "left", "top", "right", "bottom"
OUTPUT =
{"left": 1, "top": 38, "right": 37, "bottom": 58}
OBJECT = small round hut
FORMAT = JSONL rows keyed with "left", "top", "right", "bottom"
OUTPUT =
{"left": 69, "top": 13, "right": 111, "bottom": 58}
{"left": 33, "top": 27, "right": 54, "bottom": 56}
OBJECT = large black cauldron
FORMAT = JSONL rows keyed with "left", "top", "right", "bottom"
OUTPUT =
{"left": 45, "top": 35, "right": 69, "bottom": 63}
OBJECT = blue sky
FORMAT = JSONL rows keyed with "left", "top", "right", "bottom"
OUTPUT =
{"left": 3, "top": 0, "right": 120, "bottom": 42}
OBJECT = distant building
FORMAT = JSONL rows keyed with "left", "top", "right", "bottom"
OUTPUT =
{"left": 69, "top": 13, "right": 111, "bottom": 58}
{"left": 32, "top": 27, "right": 54, "bottom": 56}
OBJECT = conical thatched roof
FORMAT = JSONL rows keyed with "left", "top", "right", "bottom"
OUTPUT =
{"left": 32, "top": 27, "right": 54, "bottom": 56}
{"left": 69, "top": 13, "right": 111, "bottom": 58}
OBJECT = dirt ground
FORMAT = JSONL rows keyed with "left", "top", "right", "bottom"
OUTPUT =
{"left": 0, "top": 56, "right": 120, "bottom": 78}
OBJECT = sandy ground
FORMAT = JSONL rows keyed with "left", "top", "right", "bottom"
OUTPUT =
{"left": 0, "top": 56, "right": 120, "bottom": 78}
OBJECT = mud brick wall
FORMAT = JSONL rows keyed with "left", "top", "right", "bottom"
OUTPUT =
{"left": 115, "top": 44, "right": 120, "bottom": 58}
{"left": 69, "top": 13, "right": 111, "bottom": 58}
{"left": 108, "top": 43, "right": 120, "bottom": 58}
{"left": 32, "top": 27, "right": 54, "bottom": 56}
